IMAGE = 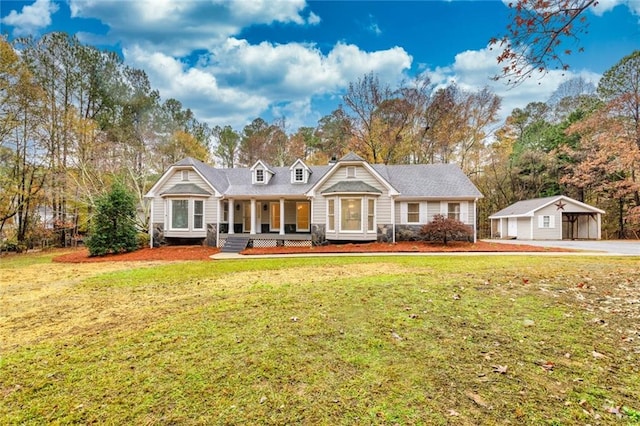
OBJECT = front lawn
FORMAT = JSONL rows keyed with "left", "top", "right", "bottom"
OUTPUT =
{"left": 1, "top": 254, "right": 638, "bottom": 424}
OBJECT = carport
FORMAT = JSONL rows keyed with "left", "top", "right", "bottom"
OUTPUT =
{"left": 490, "top": 195, "right": 604, "bottom": 240}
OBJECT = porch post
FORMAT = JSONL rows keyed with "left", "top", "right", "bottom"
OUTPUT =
{"left": 250, "top": 199, "right": 256, "bottom": 234}
{"left": 279, "top": 198, "right": 285, "bottom": 235}
{"left": 228, "top": 198, "right": 235, "bottom": 234}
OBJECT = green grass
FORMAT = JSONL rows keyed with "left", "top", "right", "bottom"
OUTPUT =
{"left": 1, "top": 255, "right": 639, "bottom": 425}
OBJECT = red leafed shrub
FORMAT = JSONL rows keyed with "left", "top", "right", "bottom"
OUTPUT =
{"left": 420, "top": 214, "right": 473, "bottom": 245}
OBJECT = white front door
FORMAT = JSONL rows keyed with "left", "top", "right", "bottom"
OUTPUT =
{"left": 507, "top": 218, "right": 517, "bottom": 238}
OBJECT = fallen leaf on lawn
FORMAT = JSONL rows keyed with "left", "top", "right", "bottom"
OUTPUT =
{"left": 290, "top": 316, "right": 299, "bottom": 322}
{"left": 391, "top": 331, "right": 403, "bottom": 341}
{"left": 447, "top": 409, "right": 460, "bottom": 416}
{"left": 259, "top": 396, "right": 267, "bottom": 404}
{"left": 592, "top": 350, "right": 607, "bottom": 359}
{"left": 453, "top": 294, "right": 461, "bottom": 300}
{"left": 492, "top": 365, "right": 508, "bottom": 374}
{"left": 466, "top": 391, "right": 491, "bottom": 409}
{"left": 541, "top": 361, "right": 555, "bottom": 372}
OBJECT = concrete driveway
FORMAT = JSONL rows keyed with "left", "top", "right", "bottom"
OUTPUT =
{"left": 485, "top": 239, "right": 640, "bottom": 255}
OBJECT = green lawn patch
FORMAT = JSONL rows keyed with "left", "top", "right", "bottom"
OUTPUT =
{"left": 1, "top": 255, "right": 639, "bottom": 424}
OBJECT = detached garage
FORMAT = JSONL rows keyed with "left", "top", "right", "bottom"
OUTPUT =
{"left": 489, "top": 195, "right": 604, "bottom": 240}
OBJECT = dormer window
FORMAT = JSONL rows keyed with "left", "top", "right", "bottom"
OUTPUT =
{"left": 251, "top": 160, "right": 274, "bottom": 184}
{"left": 289, "top": 159, "right": 311, "bottom": 184}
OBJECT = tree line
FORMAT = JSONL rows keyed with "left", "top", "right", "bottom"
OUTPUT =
{"left": 1, "top": 32, "right": 639, "bottom": 250}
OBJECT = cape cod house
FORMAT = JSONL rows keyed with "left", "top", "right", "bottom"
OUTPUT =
{"left": 489, "top": 195, "right": 604, "bottom": 240}
{"left": 144, "top": 153, "right": 483, "bottom": 250}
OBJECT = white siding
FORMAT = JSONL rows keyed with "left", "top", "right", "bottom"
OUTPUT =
{"left": 315, "top": 164, "right": 390, "bottom": 240}
{"left": 152, "top": 168, "right": 218, "bottom": 232}
{"left": 533, "top": 204, "right": 563, "bottom": 239}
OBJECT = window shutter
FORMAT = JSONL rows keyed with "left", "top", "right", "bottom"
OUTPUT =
{"left": 420, "top": 202, "right": 428, "bottom": 223}
{"left": 440, "top": 201, "right": 447, "bottom": 216}
{"left": 538, "top": 215, "right": 544, "bottom": 228}
{"left": 460, "top": 201, "right": 469, "bottom": 223}
{"left": 400, "top": 203, "right": 407, "bottom": 224}
{"left": 549, "top": 215, "right": 555, "bottom": 229}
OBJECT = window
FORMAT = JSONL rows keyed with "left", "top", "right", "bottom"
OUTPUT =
{"left": 341, "top": 198, "right": 361, "bottom": 231}
{"left": 181, "top": 170, "right": 189, "bottom": 181}
{"left": 256, "top": 169, "right": 264, "bottom": 182}
{"left": 407, "top": 203, "right": 419, "bottom": 223}
{"left": 294, "top": 168, "right": 304, "bottom": 182}
{"left": 222, "top": 201, "right": 229, "bottom": 222}
{"left": 171, "top": 200, "right": 188, "bottom": 229}
{"left": 346, "top": 166, "right": 356, "bottom": 178}
{"left": 368, "top": 199, "right": 375, "bottom": 232}
{"left": 541, "top": 215, "right": 551, "bottom": 228}
{"left": 327, "top": 199, "right": 335, "bottom": 232}
{"left": 448, "top": 202, "right": 460, "bottom": 221}
{"left": 193, "top": 200, "right": 204, "bottom": 229}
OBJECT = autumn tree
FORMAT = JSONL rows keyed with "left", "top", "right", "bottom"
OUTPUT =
{"left": 0, "top": 37, "right": 49, "bottom": 248}
{"left": 213, "top": 125, "right": 240, "bottom": 168}
{"left": 491, "top": 0, "right": 599, "bottom": 85}
{"left": 313, "top": 107, "right": 352, "bottom": 162}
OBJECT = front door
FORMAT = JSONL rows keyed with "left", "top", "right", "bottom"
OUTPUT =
{"left": 296, "top": 202, "right": 310, "bottom": 232}
{"left": 243, "top": 202, "right": 251, "bottom": 232}
{"left": 270, "top": 202, "right": 281, "bottom": 231}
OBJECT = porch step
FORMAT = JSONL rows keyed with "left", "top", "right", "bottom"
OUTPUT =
{"left": 221, "top": 235, "right": 251, "bottom": 253}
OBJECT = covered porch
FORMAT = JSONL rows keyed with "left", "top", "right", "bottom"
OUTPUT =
{"left": 217, "top": 198, "right": 312, "bottom": 248}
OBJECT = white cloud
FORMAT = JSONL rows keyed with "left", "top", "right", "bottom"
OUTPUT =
{"left": 124, "top": 38, "right": 411, "bottom": 129}
{"left": 307, "top": 11, "right": 321, "bottom": 25}
{"left": 123, "top": 46, "right": 271, "bottom": 129}
{"left": 428, "top": 45, "right": 601, "bottom": 126}
{"left": 69, "top": 0, "right": 310, "bottom": 56}
{"left": 1, "top": 0, "right": 58, "bottom": 36}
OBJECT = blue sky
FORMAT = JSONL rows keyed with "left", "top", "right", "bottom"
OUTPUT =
{"left": 2, "top": 0, "right": 639, "bottom": 133}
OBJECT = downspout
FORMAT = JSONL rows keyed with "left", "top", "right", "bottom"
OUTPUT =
{"left": 149, "top": 197, "right": 154, "bottom": 248}
{"left": 473, "top": 198, "right": 478, "bottom": 243}
{"left": 391, "top": 195, "right": 396, "bottom": 243}
{"left": 216, "top": 197, "right": 221, "bottom": 248}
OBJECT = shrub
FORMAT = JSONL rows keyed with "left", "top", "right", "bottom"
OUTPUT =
{"left": 136, "top": 232, "right": 150, "bottom": 249}
{"left": 86, "top": 183, "right": 139, "bottom": 256}
{"left": 420, "top": 214, "right": 473, "bottom": 245}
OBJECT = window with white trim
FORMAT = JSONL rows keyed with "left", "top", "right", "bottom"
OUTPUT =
{"left": 193, "top": 200, "right": 204, "bottom": 229}
{"left": 341, "top": 198, "right": 361, "bottom": 231}
{"left": 448, "top": 202, "right": 461, "bottom": 221}
{"left": 327, "top": 199, "right": 335, "bottom": 232}
{"left": 256, "top": 169, "right": 264, "bottom": 183}
{"left": 171, "top": 200, "right": 189, "bottom": 229}
{"left": 294, "top": 168, "right": 304, "bottom": 182}
{"left": 407, "top": 202, "right": 419, "bottom": 223}
{"left": 539, "top": 215, "right": 555, "bottom": 228}
{"left": 367, "top": 199, "right": 375, "bottom": 232}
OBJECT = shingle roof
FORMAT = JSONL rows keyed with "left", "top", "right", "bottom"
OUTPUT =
{"left": 339, "top": 152, "right": 366, "bottom": 162}
{"left": 490, "top": 195, "right": 604, "bottom": 218}
{"left": 160, "top": 183, "right": 212, "bottom": 196}
{"left": 373, "top": 163, "right": 483, "bottom": 198}
{"left": 165, "top": 156, "right": 482, "bottom": 199}
{"left": 321, "top": 180, "right": 383, "bottom": 194}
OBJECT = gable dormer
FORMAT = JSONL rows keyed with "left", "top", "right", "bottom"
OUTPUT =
{"left": 250, "top": 160, "right": 275, "bottom": 185}
{"left": 289, "top": 159, "right": 312, "bottom": 184}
